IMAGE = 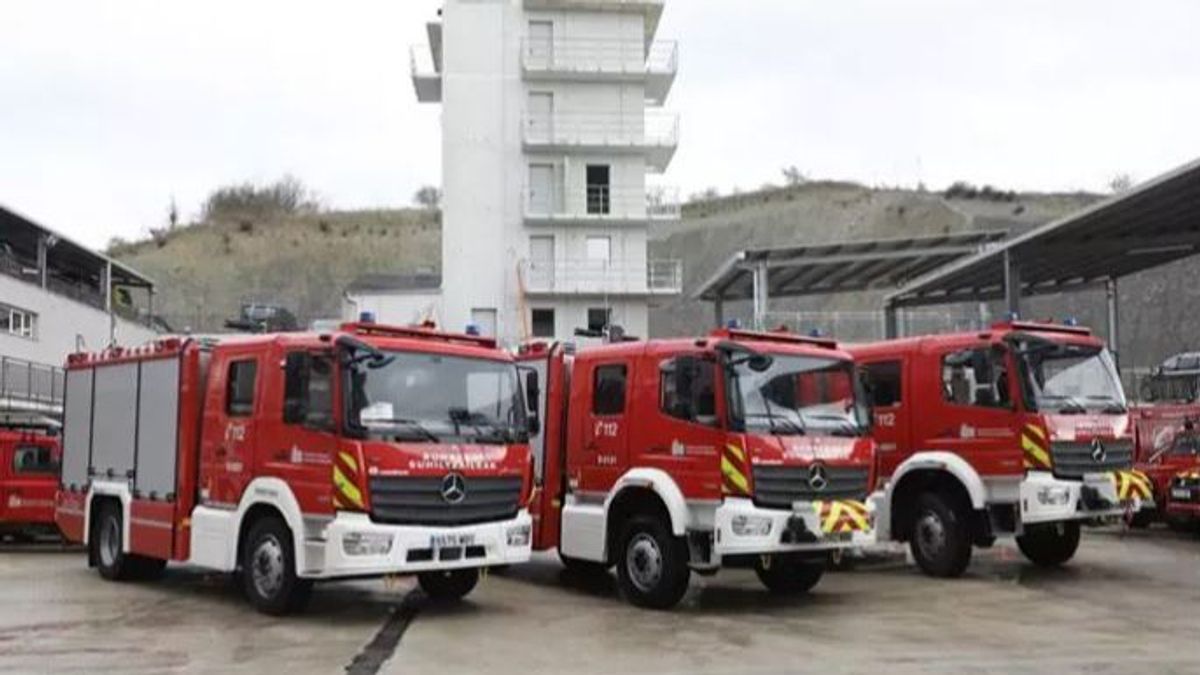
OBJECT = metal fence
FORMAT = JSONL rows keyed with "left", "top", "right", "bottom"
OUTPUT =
{"left": 0, "top": 356, "right": 65, "bottom": 410}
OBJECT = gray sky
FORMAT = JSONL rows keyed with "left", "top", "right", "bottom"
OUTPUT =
{"left": 3, "top": 0, "right": 1200, "bottom": 249}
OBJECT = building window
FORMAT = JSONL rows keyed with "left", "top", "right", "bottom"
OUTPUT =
{"left": 586, "top": 236, "right": 611, "bottom": 263}
{"left": 531, "top": 309, "right": 556, "bottom": 338}
{"left": 0, "top": 303, "right": 37, "bottom": 339}
{"left": 592, "top": 364, "right": 628, "bottom": 416}
{"left": 226, "top": 359, "right": 258, "bottom": 417}
{"left": 586, "top": 165, "right": 611, "bottom": 215}
{"left": 587, "top": 307, "right": 611, "bottom": 333}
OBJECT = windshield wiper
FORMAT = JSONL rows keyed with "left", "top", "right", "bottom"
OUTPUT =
{"left": 1086, "top": 395, "right": 1128, "bottom": 414}
{"left": 745, "top": 413, "right": 806, "bottom": 436}
{"left": 1040, "top": 395, "right": 1087, "bottom": 415}
{"left": 370, "top": 418, "right": 441, "bottom": 443}
{"left": 802, "top": 412, "right": 863, "bottom": 437}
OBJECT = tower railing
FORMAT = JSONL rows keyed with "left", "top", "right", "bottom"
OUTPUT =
{"left": 523, "top": 110, "right": 678, "bottom": 148}
{"left": 522, "top": 259, "right": 683, "bottom": 295}
{"left": 522, "top": 37, "right": 677, "bottom": 76}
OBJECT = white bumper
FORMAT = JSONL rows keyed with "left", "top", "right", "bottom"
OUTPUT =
{"left": 1020, "top": 472, "right": 1146, "bottom": 525}
{"left": 713, "top": 497, "right": 878, "bottom": 558}
{"left": 301, "top": 509, "right": 533, "bottom": 580}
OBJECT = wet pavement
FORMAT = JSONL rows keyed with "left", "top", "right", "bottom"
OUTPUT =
{"left": 1, "top": 527, "right": 1197, "bottom": 674}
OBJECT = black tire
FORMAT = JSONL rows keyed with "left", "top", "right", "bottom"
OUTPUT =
{"left": 754, "top": 556, "right": 825, "bottom": 595}
{"left": 614, "top": 515, "right": 690, "bottom": 610}
{"left": 241, "top": 517, "right": 312, "bottom": 615}
{"left": 1017, "top": 521, "right": 1081, "bottom": 567}
{"left": 560, "top": 553, "right": 610, "bottom": 577}
{"left": 909, "top": 492, "right": 973, "bottom": 578}
{"left": 92, "top": 503, "right": 135, "bottom": 581}
{"left": 1128, "top": 508, "right": 1155, "bottom": 529}
{"left": 417, "top": 568, "right": 480, "bottom": 601}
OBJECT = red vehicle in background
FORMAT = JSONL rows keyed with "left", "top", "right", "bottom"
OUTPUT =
{"left": 1131, "top": 404, "right": 1200, "bottom": 530}
{"left": 0, "top": 425, "right": 61, "bottom": 541}
{"left": 55, "top": 323, "right": 536, "bottom": 614}
{"left": 520, "top": 328, "right": 878, "bottom": 609}
{"left": 852, "top": 321, "right": 1151, "bottom": 578}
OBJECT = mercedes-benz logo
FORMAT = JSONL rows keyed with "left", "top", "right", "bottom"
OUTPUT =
{"left": 440, "top": 473, "right": 467, "bottom": 504}
{"left": 1090, "top": 439, "right": 1107, "bottom": 464}
{"left": 808, "top": 464, "right": 829, "bottom": 492}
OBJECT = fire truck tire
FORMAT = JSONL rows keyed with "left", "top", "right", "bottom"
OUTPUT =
{"left": 1016, "top": 521, "right": 1081, "bottom": 567}
{"left": 615, "top": 516, "right": 690, "bottom": 610}
{"left": 93, "top": 503, "right": 136, "bottom": 581}
{"left": 417, "top": 568, "right": 480, "bottom": 601}
{"left": 909, "top": 492, "right": 973, "bottom": 578}
{"left": 241, "top": 517, "right": 312, "bottom": 615}
{"left": 1128, "top": 509, "right": 1155, "bottom": 529}
{"left": 754, "top": 556, "right": 825, "bottom": 595}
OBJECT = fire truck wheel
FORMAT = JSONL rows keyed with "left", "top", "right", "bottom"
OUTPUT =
{"left": 615, "top": 516, "right": 690, "bottom": 610}
{"left": 754, "top": 556, "right": 825, "bottom": 595}
{"left": 417, "top": 568, "right": 480, "bottom": 601}
{"left": 1016, "top": 521, "right": 1081, "bottom": 567}
{"left": 93, "top": 503, "right": 135, "bottom": 581}
{"left": 242, "top": 517, "right": 312, "bottom": 615}
{"left": 909, "top": 492, "right": 973, "bottom": 578}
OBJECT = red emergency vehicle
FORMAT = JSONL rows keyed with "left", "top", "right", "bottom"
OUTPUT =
{"left": 520, "top": 329, "right": 878, "bottom": 609}
{"left": 852, "top": 321, "right": 1151, "bottom": 578}
{"left": 1, "top": 425, "right": 61, "bottom": 541}
{"left": 55, "top": 323, "right": 536, "bottom": 614}
{"left": 1130, "top": 404, "right": 1200, "bottom": 527}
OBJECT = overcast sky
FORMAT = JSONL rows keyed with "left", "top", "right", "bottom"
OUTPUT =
{"left": 3, "top": 0, "right": 1200, "bottom": 249}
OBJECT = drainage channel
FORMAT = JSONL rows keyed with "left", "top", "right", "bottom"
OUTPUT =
{"left": 345, "top": 590, "right": 423, "bottom": 675}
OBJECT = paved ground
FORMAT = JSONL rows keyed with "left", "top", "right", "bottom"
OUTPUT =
{"left": 0, "top": 527, "right": 1197, "bottom": 674}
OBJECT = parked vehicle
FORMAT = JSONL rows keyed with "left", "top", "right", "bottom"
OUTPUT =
{"left": 1137, "top": 352, "right": 1200, "bottom": 402}
{"left": 1163, "top": 467, "right": 1200, "bottom": 532}
{"left": 1, "top": 425, "right": 61, "bottom": 541}
{"left": 55, "top": 322, "right": 535, "bottom": 614}
{"left": 851, "top": 321, "right": 1151, "bottom": 578}
{"left": 519, "top": 328, "right": 878, "bottom": 609}
{"left": 1130, "top": 403, "right": 1200, "bottom": 526}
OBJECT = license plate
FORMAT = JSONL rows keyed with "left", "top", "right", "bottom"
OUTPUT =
{"left": 1171, "top": 488, "right": 1192, "bottom": 500}
{"left": 431, "top": 533, "right": 475, "bottom": 549}
{"left": 824, "top": 531, "right": 854, "bottom": 543}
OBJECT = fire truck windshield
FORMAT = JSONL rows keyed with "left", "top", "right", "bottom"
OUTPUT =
{"left": 728, "top": 354, "right": 869, "bottom": 437}
{"left": 345, "top": 351, "right": 527, "bottom": 445}
{"left": 1014, "top": 340, "right": 1127, "bottom": 415}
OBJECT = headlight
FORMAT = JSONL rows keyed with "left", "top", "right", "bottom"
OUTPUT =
{"left": 343, "top": 532, "right": 394, "bottom": 557}
{"left": 1037, "top": 486, "right": 1072, "bottom": 506}
{"left": 506, "top": 524, "right": 532, "bottom": 547}
{"left": 731, "top": 514, "right": 773, "bottom": 537}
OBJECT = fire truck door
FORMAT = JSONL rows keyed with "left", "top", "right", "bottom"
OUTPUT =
{"left": 578, "top": 361, "right": 631, "bottom": 491}
{"left": 3, "top": 442, "right": 58, "bottom": 523}
{"left": 200, "top": 351, "right": 262, "bottom": 507}
{"left": 861, "top": 360, "right": 908, "bottom": 478}
{"left": 259, "top": 351, "right": 339, "bottom": 514}
{"left": 923, "top": 344, "right": 1021, "bottom": 475}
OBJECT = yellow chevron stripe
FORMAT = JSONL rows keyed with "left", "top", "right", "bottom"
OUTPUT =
{"left": 338, "top": 451, "right": 358, "bottom": 473}
{"left": 1025, "top": 424, "right": 1046, "bottom": 440}
{"left": 1022, "top": 435, "right": 1053, "bottom": 469}
{"left": 725, "top": 444, "right": 746, "bottom": 462}
{"left": 333, "top": 465, "right": 365, "bottom": 509}
{"left": 721, "top": 456, "right": 750, "bottom": 494}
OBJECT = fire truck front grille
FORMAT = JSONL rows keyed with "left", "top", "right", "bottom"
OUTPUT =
{"left": 368, "top": 475, "right": 523, "bottom": 527}
{"left": 1049, "top": 440, "right": 1134, "bottom": 479}
{"left": 751, "top": 465, "right": 870, "bottom": 510}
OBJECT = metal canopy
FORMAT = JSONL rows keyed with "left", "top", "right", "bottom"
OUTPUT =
{"left": 888, "top": 158, "right": 1200, "bottom": 310}
{"left": 695, "top": 231, "right": 1007, "bottom": 310}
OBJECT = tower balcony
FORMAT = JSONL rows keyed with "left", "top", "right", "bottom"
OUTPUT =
{"left": 524, "top": 185, "right": 681, "bottom": 226}
{"left": 409, "top": 21, "right": 443, "bottom": 103}
{"left": 521, "top": 259, "right": 683, "bottom": 297}
{"left": 521, "top": 38, "right": 677, "bottom": 104}
{"left": 522, "top": 1, "right": 666, "bottom": 43}
{"left": 522, "top": 111, "right": 679, "bottom": 172}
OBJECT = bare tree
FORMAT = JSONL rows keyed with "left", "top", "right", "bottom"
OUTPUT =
{"left": 781, "top": 166, "right": 807, "bottom": 186}
{"left": 1108, "top": 173, "right": 1135, "bottom": 194}
{"left": 202, "top": 175, "right": 321, "bottom": 222}
{"left": 413, "top": 186, "right": 442, "bottom": 210}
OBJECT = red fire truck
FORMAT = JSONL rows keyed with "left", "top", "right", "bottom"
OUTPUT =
{"left": 54, "top": 323, "right": 536, "bottom": 614}
{"left": 851, "top": 321, "right": 1151, "bottom": 578}
{"left": 519, "top": 328, "right": 878, "bottom": 609}
{"left": 1, "top": 425, "right": 61, "bottom": 541}
{"left": 1130, "top": 404, "right": 1200, "bottom": 527}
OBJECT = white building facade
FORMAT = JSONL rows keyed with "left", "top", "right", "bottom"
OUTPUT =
{"left": 410, "top": 0, "right": 681, "bottom": 344}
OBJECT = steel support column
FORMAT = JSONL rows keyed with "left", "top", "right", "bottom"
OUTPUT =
{"left": 752, "top": 262, "right": 770, "bottom": 329}
{"left": 713, "top": 296, "right": 725, "bottom": 328}
{"left": 884, "top": 302, "right": 899, "bottom": 339}
{"left": 1003, "top": 249, "right": 1022, "bottom": 318}
{"left": 1106, "top": 278, "right": 1120, "bottom": 369}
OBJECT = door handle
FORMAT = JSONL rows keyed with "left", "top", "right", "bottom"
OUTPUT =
{"left": 215, "top": 446, "right": 228, "bottom": 458}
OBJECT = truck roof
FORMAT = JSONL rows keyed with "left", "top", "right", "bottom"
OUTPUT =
{"left": 573, "top": 328, "right": 854, "bottom": 362}
{"left": 849, "top": 320, "right": 1104, "bottom": 360}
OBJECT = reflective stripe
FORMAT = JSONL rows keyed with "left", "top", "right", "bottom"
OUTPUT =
{"left": 725, "top": 444, "right": 746, "bottom": 463}
{"left": 1022, "top": 433, "right": 1052, "bottom": 470}
{"left": 814, "top": 499, "right": 872, "bottom": 534}
{"left": 1024, "top": 424, "right": 1046, "bottom": 441}
{"left": 1109, "top": 470, "right": 1153, "bottom": 501}
{"left": 721, "top": 456, "right": 750, "bottom": 495}
{"left": 333, "top": 465, "right": 365, "bottom": 509}
{"left": 338, "top": 451, "right": 359, "bottom": 473}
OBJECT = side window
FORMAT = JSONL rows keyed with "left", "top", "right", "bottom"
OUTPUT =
{"left": 284, "top": 352, "right": 334, "bottom": 429}
{"left": 864, "top": 361, "right": 903, "bottom": 407}
{"left": 941, "top": 348, "right": 1011, "bottom": 408}
{"left": 659, "top": 357, "right": 717, "bottom": 426}
{"left": 226, "top": 359, "right": 258, "bottom": 417}
{"left": 13, "top": 445, "right": 57, "bottom": 474}
{"left": 592, "top": 364, "right": 627, "bottom": 416}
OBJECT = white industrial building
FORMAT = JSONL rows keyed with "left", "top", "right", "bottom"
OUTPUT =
{"left": 1, "top": 205, "right": 158, "bottom": 417}
{"left": 380, "top": 0, "right": 681, "bottom": 344}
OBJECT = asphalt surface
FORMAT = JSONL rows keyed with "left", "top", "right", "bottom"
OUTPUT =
{"left": 0, "top": 527, "right": 1197, "bottom": 674}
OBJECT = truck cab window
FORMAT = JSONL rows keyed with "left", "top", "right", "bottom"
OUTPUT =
{"left": 226, "top": 360, "right": 258, "bottom": 417}
{"left": 284, "top": 352, "right": 335, "bottom": 429}
{"left": 864, "top": 360, "right": 902, "bottom": 407}
{"left": 593, "top": 364, "right": 627, "bottom": 415}
{"left": 660, "top": 357, "right": 717, "bottom": 426}
{"left": 12, "top": 445, "right": 57, "bottom": 474}
{"left": 942, "top": 348, "right": 1010, "bottom": 409}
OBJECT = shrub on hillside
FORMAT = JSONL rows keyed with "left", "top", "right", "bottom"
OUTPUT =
{"left": 202, "top": 175, "right": 321, "bottom": 222}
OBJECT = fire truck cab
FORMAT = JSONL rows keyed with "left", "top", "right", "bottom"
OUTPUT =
{"left": 1131, "top": 404, "right": 1200, "bottom": 528}
{"left": 1, "top": 425, "right": 61, "bottom": 541}
{"left": 55, "top": 323, "right": 536, "bottom": 614}
{"left": 522, "top": 328, "right": 878, "bottom": 609}
{"left": 852, "top": 321, "right": 1150, "bottom": 577}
